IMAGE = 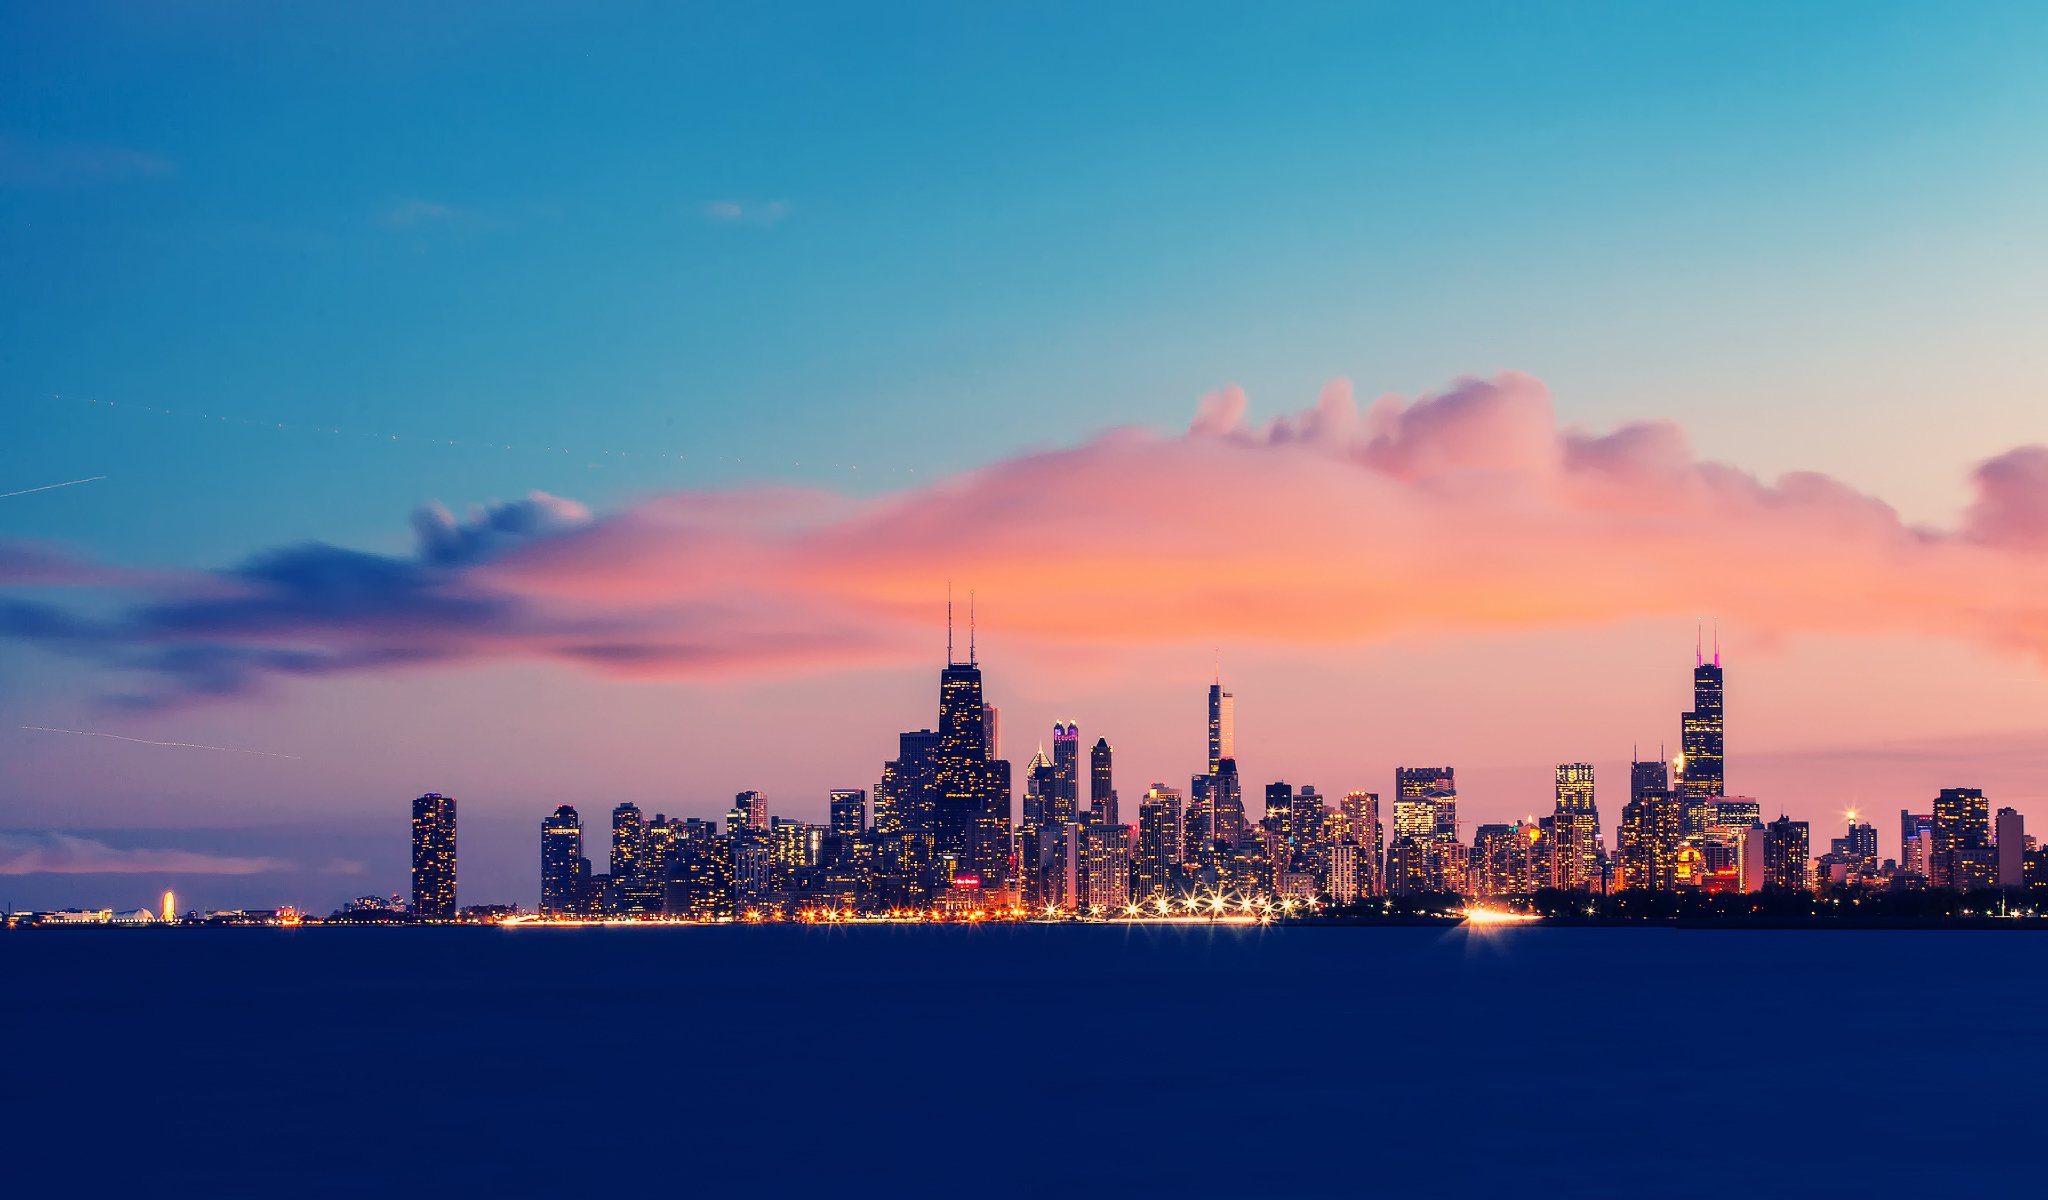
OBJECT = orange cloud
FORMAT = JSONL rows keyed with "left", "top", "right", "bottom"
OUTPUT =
{"left": 7, "top": 371, "right": 2048, "bottom": 705}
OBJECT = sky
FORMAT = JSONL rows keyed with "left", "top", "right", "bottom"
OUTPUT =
{"left": 5, "top": 2, "right": 2048, "bottom": 912}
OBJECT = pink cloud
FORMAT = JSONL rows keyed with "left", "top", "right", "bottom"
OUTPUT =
{"left": 8, "top": 374, "right": 2048, "bottom": 706}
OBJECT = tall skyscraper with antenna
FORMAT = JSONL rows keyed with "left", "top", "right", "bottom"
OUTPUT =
{"left": 1679, "top": 626, "right": 1726, "bottom": 803}
{"left": 1207, "top": 664, "right": 1235, "bottom": 775}
{"left": 933, "top": 591, "right": 1012, "bottom": 887}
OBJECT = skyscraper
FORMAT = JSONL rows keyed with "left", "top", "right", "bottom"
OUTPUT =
{"left": 1052, "top": 722, "right": 1081, "bottom": 817}
{"left": 540, "top": 804, "right": 589, "bottom": 916}
{"left": 1679, "top": 632, "right": 1725, "bottom": 803}
{"left": 1551, "top": 763, "right": 1600, "bottom": 891}
{"left": 1931, "top": 788, "right": 1990, "bottom": 889}
{"left": 1341, "top": 791, "right": 1382, "bottom": 897}
{"left": 611, "top": 802, "right": 645, "bottom": 883}
{"left": 1996, "top": 807, "right": 2026, "bottom": 889}
{"left": 731, "top": 790, "right": 769, "bottom": 834}
{"left": 410, "top": 792, "right": 456, "bottom": 919}
{"left": 1763, "top": 814, "right": 1809, "bottom": 892}
{"left": 829, "top": 789, "right": 867, "bottom": 840}
{"left": 1089, "top": 737, "right": 1116, "bottom": 827}
{"left": 1391, "top": 768, "right": 1457, "bottom": 893}
{"left": 1134, "top": 785, "right": 1183, "bottom": 902}
{"left": 1207, "top": 673, "right": 1235, "bottom": 774}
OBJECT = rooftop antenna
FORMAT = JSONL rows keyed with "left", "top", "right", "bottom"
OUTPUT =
{"left": 1713, "top": 620, "right": 1721, "bottom": 668}
{"left": 947, "top": 583, "right": 954, "bottom": 664}
{"left": 1214, "top": 648, "right": 1221, "bottom": 687}
{"left": 1695, "top": 620, "right": 1703, "bottom": 668}
{"left": 969, "top": 591, "right": 976, "bottom": 666}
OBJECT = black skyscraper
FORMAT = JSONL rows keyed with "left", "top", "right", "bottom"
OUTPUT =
{"left": 1680, "top": 632, "right": 1725, "bottom": 802}
{"left": 411, "top": 792, "right": 456, "bottom": 919}
{"left": 540, "top": 804, "right": 589, "bottom": 916}
{"left": 1090, "top": 737, "right": 1116, "bottom": 827}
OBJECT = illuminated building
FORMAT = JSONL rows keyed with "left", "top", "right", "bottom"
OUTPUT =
{"left": 1090, "top": 737, "right": 1117, "bottom": 827}
{"left": 1341, "top": 791, "right": 1383, "bottom": 897}
{"left": 1931, "top": 788, "right": 1990, "bottom": 889}
{"left": 1762, "top": 814, "right": 1809, "bottom": 892}
{"left": 1900, "top": 810, "right": 1934, "bottom": 878}
{"left": 540, "top": 804, "right": 589, "bottom": 915}
{"left": 1550, "top": 763, "right": 1600, "bottom": 891}
{"left": 1471, "top": 824, "right": 1522, "bottom": 898}
{"left": 162, "top": 890, "right": 176, "bottom": 922}
{"left": 410, "top": 792, "right": 457, "bottom": 919}
{"left": 1210, "top": 757, "right": 1246, "bottom": 851}
{"left": 1679, "top": 631, "right": 1725, "bottom": 804}
{"left": 1134, "top": 785, "right": 1183, "bottom": 902}
{"left": 611, "top": 802, "right": 645, "bottom": 884}
{"left": 1840, "top": 818, "right": 1878, "bottom": 878}
{"left": 876, "top": 729, "right": 940, "bottom": 905}
{"left": 1208, "top": 672, "right": 1235, "bottom": 774}
{"left": 829, "top": 788, "right": 866, "bottom": 852}
{"left": 724, "top": 791, "right": 766, "bottom": 836}
{"left": 1391, "top": 767, "right": 1458, "bottom": 893}
{"left": 1326, "top": 840, "right": 1359, "bottom": 903}
{"left": 667, "top": 834, "right": 736, "bottom": 919}
{"left": 1081, "top": 819, "right": 1131, "bottom": 911}
{"left": 984, "top": 703, "right": 1001, "bottom": 760}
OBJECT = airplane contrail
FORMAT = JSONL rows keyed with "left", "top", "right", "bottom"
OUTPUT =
{"left": 19, "top": 726, "right": 300, "bottom": 760}
{"left": 0, "top": 475, "right": 107, "bottom": 500}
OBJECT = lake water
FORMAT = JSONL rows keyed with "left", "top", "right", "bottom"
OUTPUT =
{"left": 5, "top": 924, "right": 2040, "bottom": 1197}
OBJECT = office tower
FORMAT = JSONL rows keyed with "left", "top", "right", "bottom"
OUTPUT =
{"left": 667, "top": 834, "right": 736, "bottom": 920}
{"left": 1997, "top": 807, "right": 2026, "bottom": 889}
{"left": 934, "top": 639, "right": 1010, "bottom": 887}
{"left": 1762, "top": 814, "right": 1809, "bottom": 892}
{"left": 729, "top": 790, "right": 769, "bottom": 834}
{"left": 1134, "top": 786, "right": 1183, "bottom": 902}
{"left": 1931, "top": 788, "right": 1990, "bottom": 889}
{"left": 540, "top": 804, "right": 589, "bottom": 916}
{"left": 829, "top": 788, "right": 867, "bottom": 863}
{"left": 1739, "top": 821, "right": 1767, "bottom": 892}
{"left": 410, "top": 792, "right": 457, "bottom": 919}
{"left": 1551, "top": 763, "right": 1600, "bottom": 891}
{"left": 1210, "top": 757, "right": 1246, "bottom": 849}
{"left": 1081, "top": 820, "right": 1131, "bottom": 912}
{"left": 1340, "top": 792, "right": 1384, "bottom": 897}
{"left": 1843, "top": 818, "right": 1878, "bottom": 877}
{"left": 610, "top": 802, "right": 646, "bottom": 892}
{"left": 1679, "top": 632, "right": 1725, "bottom": 803}
{"left": 1474, "top": 823, "right": 1523, "bottom": 896}
{"left": 1207, "top": 670, "right": 1237, "bottom": 776}
{"left": 1390, "top": 768, "right": 1455, "bottom": 894}
{"left": 1052, "top": 723, "right": 1081, "bottom": 814}
{"left": 1090, "top": 737, "right": 1117, "bottom": 827}
{"left": 984, "top": 704, "right": 1001, "bottom": 760}
{"left": 1900, "top": 810, "right": 1935, "bottom": 877}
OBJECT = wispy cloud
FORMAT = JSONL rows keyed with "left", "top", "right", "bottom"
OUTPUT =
{"left": 382, "top": 197, "right": 465, "bottom": 228}
{"left": 0, "top": 832, "right": 292, "bottom": 876}
{"left": 702, "top": 198, "right": 792, "bottom": 226}
{"left": 5, "top": 375, "right": 2048, "bottom": 708}
{"left": 0, "top": 135, "right": 173, "bottom": 188}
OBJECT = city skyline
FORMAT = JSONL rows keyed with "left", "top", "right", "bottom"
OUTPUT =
{"left": 8, "top": 4, "right": 2048, "bottom": 913}
{"left": 15, "top": 628, "right": 2042, "bottom": 917}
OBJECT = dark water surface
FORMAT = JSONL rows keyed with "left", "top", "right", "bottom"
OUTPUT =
{"left": 4, "top": 924, "right": 2040, "bottom": 1198}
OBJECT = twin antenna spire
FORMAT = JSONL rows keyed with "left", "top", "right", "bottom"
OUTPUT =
{"left": 1695, "top": 620, "right": 1722, "bottom": 668}
{"left": 947, "top": 584, "right": 975, "bottom": 666}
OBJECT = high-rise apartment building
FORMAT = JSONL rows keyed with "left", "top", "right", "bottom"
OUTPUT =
{"left": 540, "top": 804, "right": 588, "bottom": 915}
{"left": 410, "top": 792, "right": 457, "bottom": 919}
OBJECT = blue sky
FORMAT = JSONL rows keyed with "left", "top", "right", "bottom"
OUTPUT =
{"left": 9, "top": 1, "right": 2048, "bottom": 569}
{"left": 8, "top": 3, "right": 2048, "bottom": 910}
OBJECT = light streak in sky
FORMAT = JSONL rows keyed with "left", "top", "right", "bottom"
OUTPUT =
{"left": 0, "top": 475, "right": 106, "bottom": 500}
{"left": 39, "top": 394, "right": 871, "bottom": 475}
{"left": 18, "top": 725, "right": 300, "bottom": 759}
